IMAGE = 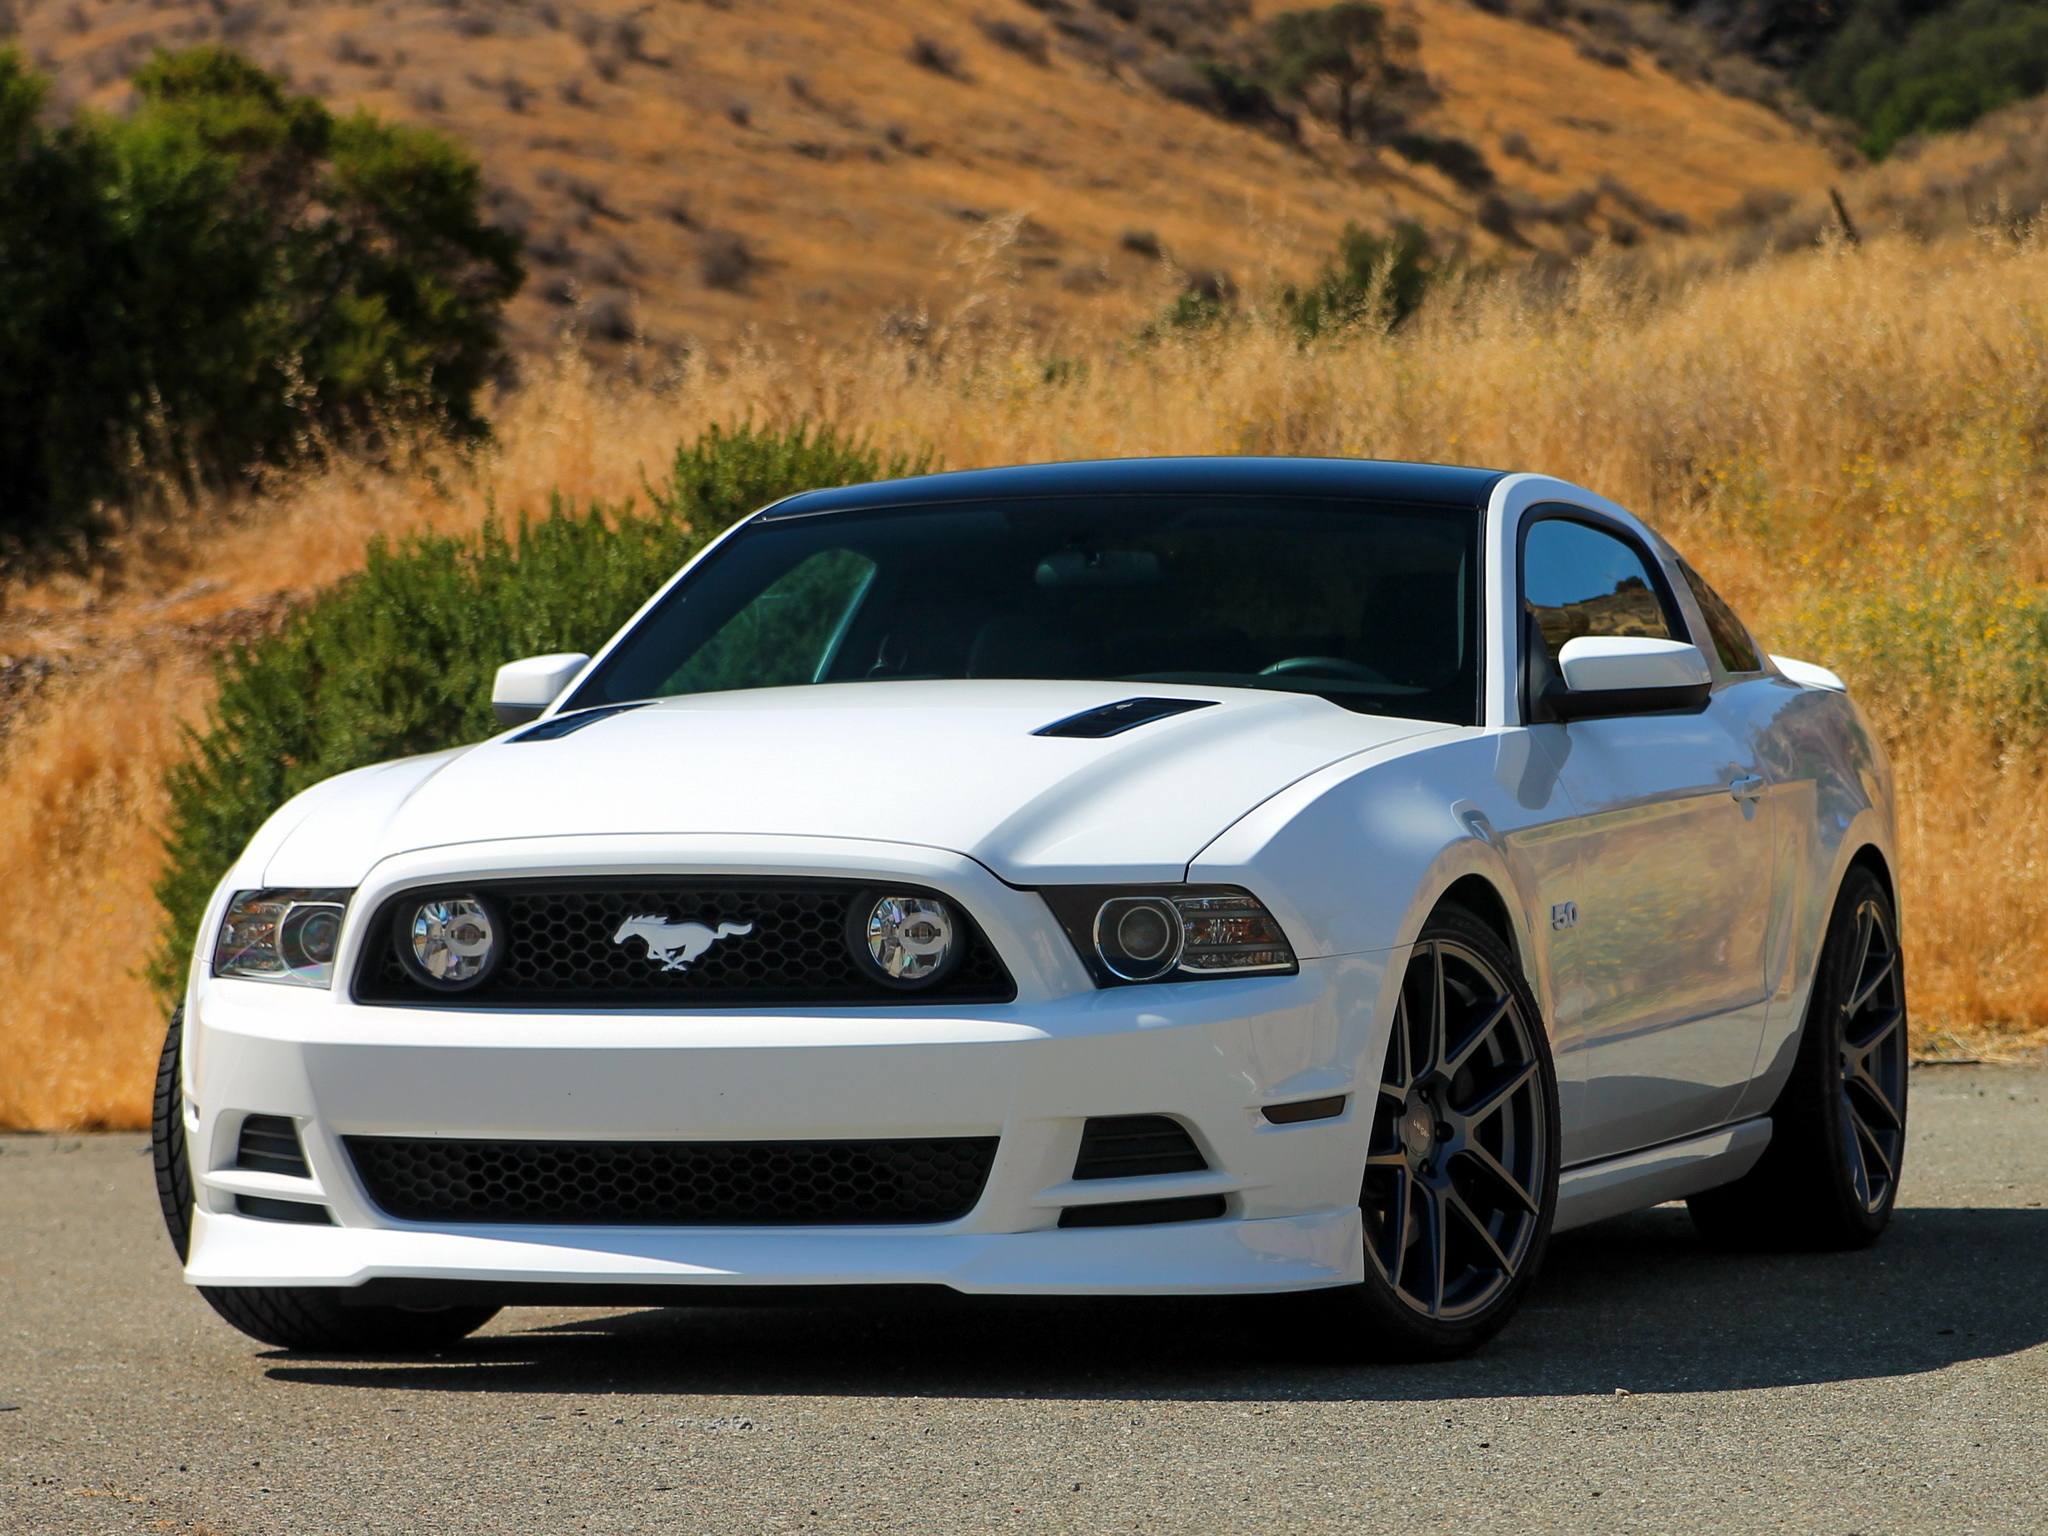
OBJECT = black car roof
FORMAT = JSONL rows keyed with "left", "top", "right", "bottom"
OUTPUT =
{"left": 756, "top": 456, "right": 1506, "bottom": 519}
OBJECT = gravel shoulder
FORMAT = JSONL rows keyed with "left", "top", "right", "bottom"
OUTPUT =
{"left": 3, "top": 1065, "right": 2045, "bottom": 1536}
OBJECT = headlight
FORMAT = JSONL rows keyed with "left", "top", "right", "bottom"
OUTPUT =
{"left": 1043, "top": 885, "right": 1297, "bottom": 986}
{"left": 397, "top": 893, "right": 503, "bottom": 991}
{"left": 213, "top": 889, "right": 353, "bottom": 987}
{"left": 849, "top": 892, "right": 961, "bottom": 988}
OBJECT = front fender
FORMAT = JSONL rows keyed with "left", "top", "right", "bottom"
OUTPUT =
{"left": 1189, "top": 730, "right": 1577, "bottom": 1137}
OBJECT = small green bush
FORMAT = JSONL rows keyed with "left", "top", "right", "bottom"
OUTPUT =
{"left": 0, "top": 47, "right": 520, "bottom": 553}
{"left": 149, "top": 422, "right": 933, "bottom": 999}
{"left": 1280, "top": 220, "right": 1439, "bottom": 338}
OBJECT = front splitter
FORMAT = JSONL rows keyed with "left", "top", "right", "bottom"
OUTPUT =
{"left": 184, "top": 1206, "right": 1366, "bottom": 1296}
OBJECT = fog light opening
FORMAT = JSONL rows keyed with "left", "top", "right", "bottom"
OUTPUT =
{"left": 397, "top": 893, "right": 503, "bottom": 991}
{"left": 849, "top": 892, "right": 962, "bottom": 988}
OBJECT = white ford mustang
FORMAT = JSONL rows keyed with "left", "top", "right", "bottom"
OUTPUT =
{"left": 153, "top": 457, "right": 1908, "bottom": 1360}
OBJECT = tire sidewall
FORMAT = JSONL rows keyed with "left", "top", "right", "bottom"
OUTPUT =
{"left": 151, "top": 1006, "right": 194, "bottom": 1262}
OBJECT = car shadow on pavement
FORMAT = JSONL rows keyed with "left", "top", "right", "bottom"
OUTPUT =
{"left": 262, "top": 1204, "right": 2048, "bottom": 1402}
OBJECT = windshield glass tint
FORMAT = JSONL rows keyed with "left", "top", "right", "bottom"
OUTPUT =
{"left": 569, "top": 496, "right": 1482, "bottom": 724}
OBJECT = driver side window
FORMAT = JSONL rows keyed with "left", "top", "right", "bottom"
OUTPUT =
{"left": 1521, "top": 518, "right": 1674, "bottom": 669}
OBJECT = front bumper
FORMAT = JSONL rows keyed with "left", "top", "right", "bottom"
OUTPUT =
{"left": 181, "top": 837, "right": 1389, "bottom": 1298}
{"left": 183, "top": 956, "right": 1388, "bottom": 1296}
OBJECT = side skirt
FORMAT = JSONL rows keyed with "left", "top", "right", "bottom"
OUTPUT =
{"left": 1553, "top": 1117, "right": 1773, "bottom": 1233}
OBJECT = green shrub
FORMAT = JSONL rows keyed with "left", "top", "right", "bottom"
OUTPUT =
{"left": 0, "top": 47, "right": 521, "bottom": 553}
{"left": 1265, "top": 3, "right": 1420, "bottom": 140}
{"left": 1280, "top": 220, "right": 1439, "bottom": 338}
{"left": 1805, "top": 0, "right": 2048, "bottom": 157}
{"left": 148, "top": 422, "right": 933, "bottom": 999}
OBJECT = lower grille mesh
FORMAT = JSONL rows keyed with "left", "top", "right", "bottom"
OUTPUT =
{"left": 345, "top": 1135, "right": 1000, "bottom": 1226}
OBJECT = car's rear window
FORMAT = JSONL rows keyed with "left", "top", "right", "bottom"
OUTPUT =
{"left": 566, "top": 495, "right": 1483, "bottom": 724}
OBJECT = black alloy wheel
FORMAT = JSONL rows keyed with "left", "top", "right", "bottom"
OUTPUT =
{"left": 1312, "top": 905, "right": 1559, "bottom": 1361}
{"left": 1689, "top": 863, "right": 1908, "bottom": 1249}
{"left": 151, "top": 1008, "right": 500, "bottom": 1352}
{"left": 1834, "top": 889, "right": 1910, "bottom": 1214}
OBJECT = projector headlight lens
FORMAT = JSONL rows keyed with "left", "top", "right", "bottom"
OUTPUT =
{"left": 212, "top": 889, "right": 353, "bottom": 987}
{"left": 1045, "top": 886, "right": 1298, "bottom": 986}
{"left": 399, "top": 894, "right": 502, "bottom": 991}
{"left": 1094, "top": 897, "right": 1185, "bottom": 981}
{"left": 851, "top": 893, "right": 960, "bottom": 987}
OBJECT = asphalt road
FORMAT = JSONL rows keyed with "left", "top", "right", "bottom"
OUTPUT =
{"left": 4, "top": 1066, "right": 2046, "bottom": 1536}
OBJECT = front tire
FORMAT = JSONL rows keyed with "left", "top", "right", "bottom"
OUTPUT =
{"left": 150, "top": 1008, "right": 499, "bottom": 1352}
{"left": 1687, "top": 863, "right": 1908, "bottom": 1250}
{"left": 1308, "top": 905, "right": 1561, "bottom": 1361}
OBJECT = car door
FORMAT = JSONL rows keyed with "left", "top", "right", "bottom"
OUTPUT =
{"left": 1520, "top": 513, "right": 1775, "bottom": 1162}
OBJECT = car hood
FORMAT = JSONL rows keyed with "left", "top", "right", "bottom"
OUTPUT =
{"left": 260, "top": 680, "right": 1450, "bottom": 886}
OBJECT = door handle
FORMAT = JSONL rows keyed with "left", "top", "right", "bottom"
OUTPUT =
{"left": 1729, "top": 774, "right": 1766, "bottom": 803}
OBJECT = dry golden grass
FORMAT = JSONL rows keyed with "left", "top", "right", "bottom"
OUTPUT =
{"left": 8, "top": 229, "right": 2048, "bottom": 1129}
{"left": 0, "top": 650, "right": 213, "bottom": 1130}
{"left": 13, "top": 0, "right": 1840, "bottom": 357}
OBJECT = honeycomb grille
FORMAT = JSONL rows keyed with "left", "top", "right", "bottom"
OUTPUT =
{"left": 352, "top": 878, "right": 1014, "bottom": 1008}
{"left": 345, "top": 1135, "right": 1001, "bottom": 1226}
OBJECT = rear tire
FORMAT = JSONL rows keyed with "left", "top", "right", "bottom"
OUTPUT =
{"left": 1304, "top": 905, "right": 1561, "bottom": 1361}
{"left": 1688, "top": 863, "right": 1908, "bottom": 1250}
{"left": 150, "top": 1008, "right": 500, "bottom": 1351}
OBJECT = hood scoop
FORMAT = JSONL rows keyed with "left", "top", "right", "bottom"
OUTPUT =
{"left": 510, "top": 701, "right": 652, "bottom": 742}
{"left": 1032, "top": 696, "right": 1218, "bottom": 740}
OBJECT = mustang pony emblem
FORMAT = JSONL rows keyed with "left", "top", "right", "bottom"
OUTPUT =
{"left": 612, "top": 915, "right": 754, "bottom": 971}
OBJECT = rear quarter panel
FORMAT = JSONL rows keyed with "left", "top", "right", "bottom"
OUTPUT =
{"left": 1731, "top": 681, "right": 1896, "bottom": 1117}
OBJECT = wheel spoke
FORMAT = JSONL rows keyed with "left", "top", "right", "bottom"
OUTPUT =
{"left": 1444, "top": 994, "right": 1515, "bottom": 1080}
{"left": 1845, "top": 1046, "right": 1904, "bottom": 1131}
{"left": 1454, "top": 1056, "right": 1536, "bottom": 1127}
{"left": 1412, "top": 1184, "right": 1447, "bottom": 1316}
{"left": 1847, "top": 1101, "right": 1898, "bottom": 1192}
{"left": 1460, "top": 1141, "right": 1540, "bottom": 1215}
{"left": 1847, "top": 945, "right": 1900, "bottom": 1018}
{"left": 1387, "top": 986, "right": 1415, "bottom": 1096}
{"left": 1446, "top": 1187, "right": 1514, "bottom": 1276}
{"left": 1849, "top": 904, "right": 1878, "bottom": 995}
{"left": 1375, "top": 1167, "right": 1412, "bottom": 1278}
{"left": 1837, "top": 1097, "right": 1874, "bottom": 1210}
{"left": 1365, "top": 1147, "right": 1410, "bottom": 1168}
{"left": 1846, "top": 992, "right": 1906, "bottom": 1054}
{"left": 1427, "top": 942, "right": 1449, "bottom": 1078}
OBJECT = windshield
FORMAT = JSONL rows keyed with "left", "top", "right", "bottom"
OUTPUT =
{"left": 566, "top": 495, "right": 1482, "bottom": 724}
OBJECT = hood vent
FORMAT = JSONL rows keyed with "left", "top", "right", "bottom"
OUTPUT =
{"left": 1034, "top": 697, "right": 1217, "bottom": 740}
{"left": 511, "top": 701, "right": 652, "bottom": 742}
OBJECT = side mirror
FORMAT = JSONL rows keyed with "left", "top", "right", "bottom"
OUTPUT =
{"left": 492, "top": 653, "right": 591, "bottom": 727}
{"left": 1549, "top": 637, "right": 1711, "bottom": 720}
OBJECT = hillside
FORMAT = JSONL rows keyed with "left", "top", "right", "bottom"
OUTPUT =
{"left": 12, "top": 0, "right": 1845, "bottom": 356}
